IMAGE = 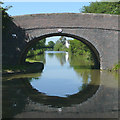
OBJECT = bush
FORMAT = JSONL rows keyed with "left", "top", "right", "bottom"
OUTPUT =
{"left": 81, "top": 2, "right": 120, "bottom": 15}
{"left": 69, "top": 39, "right": 93, "bottom": 60}
{"left": 112, "top": 61, "right": 120, "bottom": 71}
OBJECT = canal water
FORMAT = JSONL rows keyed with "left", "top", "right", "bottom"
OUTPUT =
{"left": 30, "top": 51, "right": 96, "bottom": 98}
{"left": 2, "top": 51, "right": 118, "bottom": 118}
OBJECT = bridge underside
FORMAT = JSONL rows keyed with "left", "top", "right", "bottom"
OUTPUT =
{"left": 20, "top": 28, "right": 118, "bottom": 70}
{"left": 19, "top": 32, "right": 100, "bottom": 69}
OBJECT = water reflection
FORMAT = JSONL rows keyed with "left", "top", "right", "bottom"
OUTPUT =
{"left": 54, "top": 52, "right": 66, "bottom": 66}
{"left": 2, "top": 51, "right": 118, "bottom": 118}
{"left": 26, "top": 52, "right": 46, "bottom": 64}
{"left": 47, "top": 53, "right": 54, "bottom": 58}
{"left": 2, "top": 73, "right": 42, "bottom": 118}
{"left": 30, "top": 51, "right": 96, "bottom": 98}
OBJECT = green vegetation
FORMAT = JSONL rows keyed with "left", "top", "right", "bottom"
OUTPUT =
{"left": 54, "top": 36, "right": 68, "bottom": 51}
{"left": 26, "top": 53, "right": 46, "bottom": 64}
{"left": 45, "top": 41, "right": 55, "bottom": 51}
{"left": 25, "top": 59, "right": 41, "bottom": 63}
{"left": 32, "top": 39, "right": 46, "bottom": 49}
{"left": 3, "top": 72, "right": 42, "bottom": 81}
{"left": 81, "top": 1, "right": 120, "bottom": 15}
{"left": 69, "top": 54, "right": 94, "bottom": 69}
{"left": 27, "top": 49, "right": 44, "bottom": 57}
{"left": 54, "top": 42, "right": 68, "bottom": 51}
{"left": 69, "top": 39, "right": 93, "bottom": 61}
{"left": 53, "top": 37, "right": 93, "bottom": 60}
{"left": 1, "top": 2, "right": 12, "bottom": 31}
{"left": 55, "top": 53, "right": 66, "bottom": 66}
{"left": 53, "top": 37, "right": 94, "bottom": 63}
{"left": 48, "top": 41, "right": 55, "bottom": 48}
{"left": 112, "top": 61, "right": 120, "bottom": 71}
{"left": 27, "top": 39, "right": 46, "bottom": 57}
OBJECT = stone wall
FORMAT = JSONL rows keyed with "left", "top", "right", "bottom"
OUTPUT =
{"left": 3, "top": 13, "right": 119, "bottom": 69}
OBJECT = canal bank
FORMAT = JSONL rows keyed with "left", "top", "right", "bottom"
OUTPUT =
{"left": 2, "top": 62, "right": 44, "bottom": 76}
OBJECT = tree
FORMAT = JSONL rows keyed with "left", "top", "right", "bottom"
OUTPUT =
{"left": 1, "top": 2, "right": 12, "bottom": 30}
{"left": 59, "top": 36, "right": 66, "bottom": 45}
{"left": 48, "top": 41, "right": 55, "bottom": 48}
{"left": 69, "top": 39, "right": 93, "bottom": 60}
{"left": 54, "top": 37, "right": 68, "bottom": 51}
{"left": 32, "top": 38, "right": 46, "bottom": 50}
{"left": 27, "top": 39, "right": 46, "bottom": 56}
{"left": 81, "top": 2, "right": 120, "bottom": 15}
{"left": 54, "top": 42, "right": 63, "bottom": 51}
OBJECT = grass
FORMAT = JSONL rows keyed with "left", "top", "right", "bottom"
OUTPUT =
{"left": 27, "top": 49, "right": 44, "bottom": 57}
{"left": 112, "top": 61, "right": 120, "bottom": 71}
{"left": 26, "top": 58, "right": 41, "bottom": 63}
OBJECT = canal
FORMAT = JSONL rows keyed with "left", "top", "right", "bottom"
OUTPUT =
{"left": 2, "top": 51, "right": 118, "bottom": 118}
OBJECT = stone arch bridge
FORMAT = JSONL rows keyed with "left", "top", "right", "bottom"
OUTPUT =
{"left": 3, "top": 13, "right": 119, "bottom": 70}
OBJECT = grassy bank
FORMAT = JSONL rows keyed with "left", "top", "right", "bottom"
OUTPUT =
{"left": 111, "top": 62, "right": 120, "bottom": 72}
{"left": 27, "top": 49, "right": 44, "bottom": 57}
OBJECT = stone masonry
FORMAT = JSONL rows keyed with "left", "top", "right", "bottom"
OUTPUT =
{"left": 3, "top": 13, "right": 119, "bottom": 69}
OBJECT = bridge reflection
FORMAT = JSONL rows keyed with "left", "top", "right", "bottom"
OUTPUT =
{"left": 2, "top": 70, "right": 118, "bottom": 118}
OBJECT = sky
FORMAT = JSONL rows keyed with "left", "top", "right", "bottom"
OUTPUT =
{"left": 3, "top": 2, "right": 90, "bottom": 16}
{"left": 2, "top": 2, "right": 91, "bottom": 44}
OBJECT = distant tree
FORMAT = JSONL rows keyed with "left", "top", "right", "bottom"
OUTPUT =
{"left": 81, "top": 1, "right": 120, "bottom": 15}
{"left": 54, "top": 37, "right": 68, "bottom": 51}
{"left": 32, "top": 38, "right": 46, "bottom": 50}
{"left": 69, "top": 39, "right": 92, "bottom": 59}
{"left": 59, "top": 36, "right": 66, "bottom": 45}
{"left": 54, "top": 42, "right": 63, "bottom": 51}
{"left": 27, "top": 39, "right": 46, "bottom": 56}
{"left": 1, "top": 2, "right": 12, "bottom": 30}
{"left": 48, "top": 41, "right": 55, "bottom": 48}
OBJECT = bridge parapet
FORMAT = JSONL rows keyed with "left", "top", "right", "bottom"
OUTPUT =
{"left": 13, "top": 13, "right": 119, "bottom": 31}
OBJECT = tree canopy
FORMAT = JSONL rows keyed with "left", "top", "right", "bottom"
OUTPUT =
{"left": 32, "top": 39, "right": 46, "bottom": 50}
{"left": 1, "top": 2, "right": 12, "bottom": 30}
{"left": 54, "top": 36, "right": 68, "bottom": 51}
{"left": 48, "top": 41, "right": 55, "bottom": 48}
{"left": 81, "top": 2, "right": 120, "bottom": 15}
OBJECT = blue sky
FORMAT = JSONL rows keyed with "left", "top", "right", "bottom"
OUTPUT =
{"left": 2, "top": 2, "right": 90, "bottom": 44}
{"left": 3, "top": 2, "right": 90, "bottom": 16}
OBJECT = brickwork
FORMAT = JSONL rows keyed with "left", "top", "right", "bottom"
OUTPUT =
{"left": 4, "top": 13, "right": 119, "bottom": 69}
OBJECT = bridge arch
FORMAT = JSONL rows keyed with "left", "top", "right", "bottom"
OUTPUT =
{"left": 19, "top": 32, "right": 100, "bottom": 69}
{"left": 7, "top": 13, "right": 118, "bottom": 70}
